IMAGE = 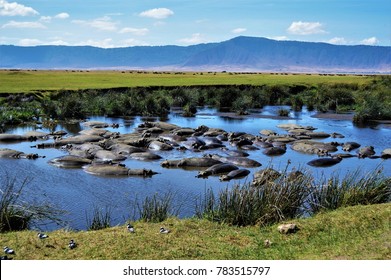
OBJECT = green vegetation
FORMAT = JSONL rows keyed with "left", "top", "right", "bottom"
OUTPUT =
{"left": 1, "top": 203, "right": 390, "bottom": 259}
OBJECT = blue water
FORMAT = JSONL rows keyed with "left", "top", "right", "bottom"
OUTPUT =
{"left": 1, "top": 106, "right": 390, "bottom": 231}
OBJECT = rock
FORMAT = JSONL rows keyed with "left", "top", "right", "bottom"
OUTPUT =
{"left": 277, "top": 223, "right": 299, "bottom": 234}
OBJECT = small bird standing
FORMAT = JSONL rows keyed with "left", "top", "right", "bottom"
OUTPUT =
{"left": 159, "top": 227, "right": 170, "bottom": 234}
{"left": 3, "top": 246, "right": 15, "bottom": 254}
{"left": 68, "top": 239, "right": 76, "bottom": 249}
{"left": 37, "top": 233, "right": 49, "bottom": 240}
{"left": 127, "top": 224, "right": 135, "bottom": 234}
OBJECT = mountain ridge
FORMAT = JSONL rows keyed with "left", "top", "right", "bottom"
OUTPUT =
{"left": 1, "top": 36, "right": 390, "bottom": 73}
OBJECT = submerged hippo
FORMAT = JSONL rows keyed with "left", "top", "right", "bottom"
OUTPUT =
{"left": 357, "top": 146, "right": 376, "bottom": 158}
{"left": 206, "top": 154, "right": 261, "bottom": 167}
{"left": 55, "top": 134, "right": 103, "bottom": 145}
{"left": 291, "top": 140, "right": 338, "bottom": 155}
{"left": 0, "top": 133, "right": 35, "bottom": 142}
{"left": 161, "top": 157, "right": 222, "bottom": 168}
{"left": 148, "top": 140, "right": 174, "bottom": 151}
{"left": 262, "top": 146, "right": 286, "bottom": 156}
{"left": 381, "top": 148, "right": 391, "bottom": 159}
{"left": 219, "top": 169, "right": 250, "bottom": 181}
{"left": 128, "top": 152, "right": 162, "bottom": 161}
{"left": 196, "top": 163, "right": 239, "bottom": 178}
{"left": 307, "top": 156, "right": 342, "bottom": 167}
{"left": 342, "top": 142, "right": 361, "bottom": 152}
{"left": 94, "top": 150, "right": 127, "bottom": 162}
{"left": 48, "top": 155, "right": 92, "bottom": 168}
{"left": 0, "top": 148, "right": 41, "bottom": 159}
{"left": 84, "top": 164, "right": 158, "bottom": 177}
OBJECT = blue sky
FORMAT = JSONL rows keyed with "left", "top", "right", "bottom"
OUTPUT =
{"left": 0, "top": 0, "right": 390, "bottom": 47}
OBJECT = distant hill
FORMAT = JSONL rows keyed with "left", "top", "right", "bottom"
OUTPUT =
{"left": 1, "top": 36, "right": 390, "bottom": 73}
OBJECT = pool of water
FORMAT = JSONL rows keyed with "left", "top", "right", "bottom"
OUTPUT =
{"left": 1, "top": 106, "right": 390, "bottom": 231}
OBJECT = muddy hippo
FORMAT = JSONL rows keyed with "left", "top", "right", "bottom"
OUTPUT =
{"left": 262, "top": 146, "right": 286, "bottom": 156}
{"left": 82, "top": 121, "right": 109, "bottom": 128}
{"left": 381, "top": 148, "right": 391, "bottom": 159}
{"left": 55, "top": 134, "right": 103, "bottom": 145}
{"left": 161, "top": 157, "right": 222, "bottom": 168}
{"left": 259, "top": 129, "right": 277, "bottom": 136}
{"left": 357, "top": 146, "right": 376, "bottom": 158}
{"left": 48, "top": 155, "right": 92, "bottom": 168}
{"left": 291, "top": 140, "right": 338, "bottom": 155}
{"left": 220, "top": 148, "right": 249, "bottom": 157}
{"left": 84, "top": 164, "right": 158, "bottom": 177}
{"left": 138, "top": 121, "right": 179, "bottom": 131}
{"left": 307, "top": 156, "right": 342, "bottom": 167}
{"left": 0, "top": 148, "right": 41, "bottom": 159}
{"left": 196, "top": 163, "right": 239, "bottom": 178}
{"left": 207, "top": 154, "right": 261, "bottom": 167}
{"left": 342, "top": 142, "right": 361, "bottom": 152}
{"left": 219, "top": 169, "right": 250, "bottom": 181}
{"left": 108, "top": 144, "right": 145, "bottom": 155}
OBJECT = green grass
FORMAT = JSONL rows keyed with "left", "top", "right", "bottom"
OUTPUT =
{"left": 1, "top": 203, "right": 390, "bottom": 260}
{"left": 0, "top": 70, "right": 374, "bottom": 94}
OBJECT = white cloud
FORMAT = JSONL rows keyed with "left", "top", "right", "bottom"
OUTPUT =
{"left": 40, "top": 16, "right": 52, "bottom": 23}
{"left": 232, "top": 28, "right": 247, "bottom": 34}
{"left": 139, "top": 8, "right": 174, "bottom": 19}
{"left": 122, "top": 38, "right": 149, "bottom": 47}
{"left": 77, "top": 38, "right": 115, "bottom": 48}
{"left": 287, "top": 21, "right": 326, "bottom": 35}
{"left": 268, "top": 36, "right": 289, "bottom": 41}
{"left": 360, "top": 37, "right": 378, "bottom": 46}
{"left": 55, "top": 12, "right": 69, "bottom": 19}
{"left": 18, "top": 38, "right": 42, "bottom": 46}
{"left": 119, "top": 27, "right": 149, "bottom": 36}
{"left": 178, "top": 33, "right": 206, "bottom": 45}
{"left": 327, "top": 37, "right": 348, "bottom": 45}
{"left": 2, "top": 20, "right": 46, "bottom": 29}
{"left": 72, "top": 16, "right": 117, "bottom": 31}
{"left": 0, "top": 0, "right": 39, "bottom": 16}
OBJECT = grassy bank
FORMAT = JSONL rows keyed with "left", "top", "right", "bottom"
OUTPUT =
{"left": 0, "top": 203, "right": 390, "bottom": 260}
{"left": 0, "top": 70, "right": 374, "bottom": 94}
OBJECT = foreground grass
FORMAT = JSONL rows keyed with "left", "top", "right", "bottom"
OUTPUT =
{"left": 1, "top": 203, "right": 390, "bottom": 260}
{"left": 0, "top": 70, "right": 373, "bottom": 94}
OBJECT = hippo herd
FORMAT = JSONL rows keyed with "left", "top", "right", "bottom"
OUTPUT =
{"left": 0, "top": 120, "right": 390, "bottom": 182}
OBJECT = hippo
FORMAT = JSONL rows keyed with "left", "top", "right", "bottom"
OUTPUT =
{"left": 203, "top": 128, "right": 227, "bottom": 137}
{"left": 291, "top": 140, "right": 338, "bottom": 155}
{"left": 357, "top": 146, "right": 376, "bottom": 158}
{"left": 81, "top": 121, "right": 109, "bottom": 128}
{"left": 84, "top": 164, "right": 158, "bottom": 177}
{"left": 207, "top": 154, "right": 261, "bottom": 167}
{"left": 219, "top": 169, "right": 250, "bottom": 181}
{"left": 161, "top": 157, "right": 222, "bottom": 168}
{"left": 307, "top": 156, "right": 342, "bottom": 167}
{"left": 196, "top": 163, "right": 239, "bottom": 178}
{"left": 55, "top": 135, "right": 103, "bottom": 145}
{"left": 108, "top": 144, "right": 145, "bottom": 155}
{"left": 148, "top": 140, "right": 174, "bottom": 151}
{"left": 381, "top": 148, "right": 391, "bottom": 159}
{"left": 342, "top": 142, "right": 361, "bottom": 152}
{"left": 24, "top": 131, "right": 50, "bottom": 140}
{"left": 262, "top": 146, "right": 286, "bottom": 156}
{"left": 94, "top": 150, "right": 127, "bottom": 162}
{"left": 220, "top": 148, "right": 249, "bottom": 157}
{"left": 0, "top": 133, "right": 35, "bottom": 142}
{"left": 305, "top": 131, "right": 331, "bottom": 138}
{"left": 48, "top": 155, "right": 92, "bottom": 168}
{"left": 128, "top": 152, "right": 162, "bottom": 161}
{"left": 172, "top": 128, "right": 195, "bottom": 136}
{"left": 138, "top": 121, "right": 179, "bottom": 131}
{"left": 0, "top": 148, "right": 41, "bottom": 159}
{"left": 259, "top": 129, "right": 277, "bottom": 136}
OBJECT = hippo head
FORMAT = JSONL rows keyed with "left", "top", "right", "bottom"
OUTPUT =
{"left": 160, "top": 160, "right": 169, "bottom": 167}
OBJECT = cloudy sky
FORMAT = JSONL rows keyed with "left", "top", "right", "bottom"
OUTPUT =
{"left": 0, "top": 0, "right": 390, "bottom": 48}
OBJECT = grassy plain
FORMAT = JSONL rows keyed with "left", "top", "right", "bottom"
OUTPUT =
{"left": 0, "top": 70, "right": 374, "bottom": 94}
{"left": 1, "top": 203, "right": 390, "bottom": 260}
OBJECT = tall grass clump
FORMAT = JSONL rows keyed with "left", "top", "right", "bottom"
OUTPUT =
{"left": 196, "top": 167, "right": 312, "bottom": 226}
{"left": 86, "top": 206, "right": 112, "bottom": 230}
{"left": 307, "top": 167, "right": 391, "bottom": 214}
{"left": 137, "top": 193, "right": 178, "bottom": 223}
{"left": 0, "top": 172, "right": 65, "bottom": 232}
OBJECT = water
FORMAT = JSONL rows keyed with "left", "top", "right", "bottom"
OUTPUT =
{"left": 1, "top": 106, "right": 390, "bottom": 231}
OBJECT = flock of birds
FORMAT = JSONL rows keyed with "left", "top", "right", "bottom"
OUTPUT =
{"left": 1, "top": 225, "right": 170, "bottom": 259}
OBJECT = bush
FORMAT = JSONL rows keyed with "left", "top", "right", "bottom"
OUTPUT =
{"left": 137, "top": 193, "right": 178, "bottom": 223}
{"left": 86, "top": 206, "right": 112, "bottom": 231}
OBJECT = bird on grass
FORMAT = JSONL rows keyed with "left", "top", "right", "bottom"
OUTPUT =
{"left": 3, "top": 246, "right": 15, "bottom": 254}
{"left": 159, "top": 227, "right": 170, "bottom": 234}
{"left": 127, "top": 224, "right": 135, "bottom": 234}
{"left": 68, "top": 239, "right": 76, "bottom": 249}
{"left": 37, "top": 233, "right": 49, "bottom": 240}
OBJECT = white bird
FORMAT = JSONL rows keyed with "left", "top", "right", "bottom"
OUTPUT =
{"left": 68, "top": 239, "right": 76, "bottom": 249}
{"left": 127, "top": 224, "right": 135, "bottom": 233}
{"left": 159, "top": 227, "right": 170, "bottom": 234}
{"left": 37, "top": 233, "right": 49, "bottom": 239}
{"left": 3, "top": 246, "right": 15, "bottom": 254}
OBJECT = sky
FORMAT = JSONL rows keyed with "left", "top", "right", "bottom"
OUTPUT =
{"left": 0, "top": 0, "right": 390, "bottom": 48}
